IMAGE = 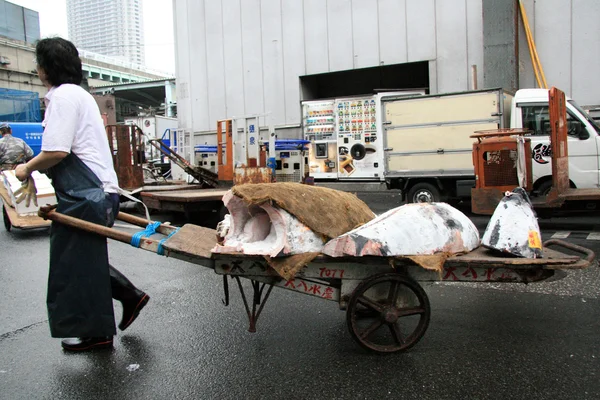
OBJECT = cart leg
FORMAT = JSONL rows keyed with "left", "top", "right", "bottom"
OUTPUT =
{"left": 232, "top": 277, "right": 275, "bottom": 333}
{"left": 3, "top": 205, "right": 11, "bottom": 232}
{"left": 346, "top": 272, "right": 430, "bottom": 353}
{"left": 222, "top": 275, "right": 230, "bottom": 306}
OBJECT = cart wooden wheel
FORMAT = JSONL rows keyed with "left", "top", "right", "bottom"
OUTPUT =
{"left": 3, "top": 205, "right": 11, "bottom": 232}
{"left": 346, "top": 272, "right": 430, "bottom": 353}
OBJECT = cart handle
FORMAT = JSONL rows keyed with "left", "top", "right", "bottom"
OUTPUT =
{"left": 38, "top": 205, "right": 177, "bottom": 236}
{"left": 38, "top": 206, "right": 163, "bottom": 254}
{"left": 117, "top": 211, "right": 178, "bottom": 235}
{"left": 543, "top": 239, "right": 596, "bottom": 269}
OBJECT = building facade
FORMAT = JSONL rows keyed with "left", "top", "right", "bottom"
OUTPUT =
{"left": 0, "top": 0, "right": 40, "bottom": 44}
{"left": 67, "top": 0, "right": 145, "bottom": 66}
{"left": 173, "top": 0, "right": 600, "bottom": 137}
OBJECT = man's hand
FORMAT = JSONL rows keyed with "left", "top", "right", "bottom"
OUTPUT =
{"left": 14, "top": 177, "right": 38, "bottom": 208}
{"left": 14, "top": 164, "right": 30, "bottom": 182}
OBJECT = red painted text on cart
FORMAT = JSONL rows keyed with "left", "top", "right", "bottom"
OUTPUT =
{"left": 285, "top": 279, "right": 335, "bottom": 299}
{"left": 318, "top": 267, "right": 345, "bottom": 279}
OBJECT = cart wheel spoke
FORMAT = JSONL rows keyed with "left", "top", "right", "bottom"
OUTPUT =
{"left": 359, "top": 319, "right": 383, "bottom": 340}
{"left": 388, "top": 281, "right": 399, "bottom": 304}
{"left": 357, "top": 295, "right": 384, "bottom": 313}
{"left": 389, "top": 323, "right": 405, "bottom": 345}
{"left": 397, "top": 306, "right": 426, "bottom": 318}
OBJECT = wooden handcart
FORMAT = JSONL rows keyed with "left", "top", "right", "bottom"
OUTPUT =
{"left": 38, "top": 208, "right": 596, "bottom": 354}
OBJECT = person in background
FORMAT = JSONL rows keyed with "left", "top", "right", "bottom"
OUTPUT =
{"left": 15, "top": 37, "right": 149, "bottom": 352}
{"left": 0, "top": 122, "right": 34, "bottom": 170}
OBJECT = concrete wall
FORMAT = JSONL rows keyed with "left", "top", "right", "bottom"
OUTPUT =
{"left": 174, "top": 0, "right": 485, "bottom": 135}
{"left": 174, "top": 0, "right": 600, "bottom": 137}
{"left": 0, "top": 38, "right": 46, "bottom": 98}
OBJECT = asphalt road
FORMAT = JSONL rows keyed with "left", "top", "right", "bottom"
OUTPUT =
{"left": 1, "top": 194, "right": 599, "bottom": 400}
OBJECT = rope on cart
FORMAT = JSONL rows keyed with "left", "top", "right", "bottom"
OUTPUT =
{"left": 157, "top": 227, "right": 180, "bottom": 255}
{"left": 130, "top": 221, "right": 161, "bottom": 248}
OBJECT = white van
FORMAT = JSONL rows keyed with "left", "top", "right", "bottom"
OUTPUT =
{"left": 511, "top": 89, "right": 600, "bottom": 195}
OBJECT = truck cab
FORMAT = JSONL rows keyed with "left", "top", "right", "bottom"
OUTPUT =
{"left": 511, "top": 89, "right": 600, "bottom": 195}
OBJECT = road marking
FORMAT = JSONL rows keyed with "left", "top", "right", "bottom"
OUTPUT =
{"left": 551, "top": 231, "right": 571, "bottom": 239}
{"left": 586, "top": 232, "right": 600, "bottom": 241}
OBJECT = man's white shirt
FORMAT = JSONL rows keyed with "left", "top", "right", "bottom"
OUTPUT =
{"left": 42, "top": 84, "right": 120, "bottom": 194}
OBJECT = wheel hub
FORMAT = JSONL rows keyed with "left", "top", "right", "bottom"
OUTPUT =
{"left": 382, "top": 307, "right": 399, "bottom": 323}
{"left": 415, "top": 191, "right": 432, "bottom": 203}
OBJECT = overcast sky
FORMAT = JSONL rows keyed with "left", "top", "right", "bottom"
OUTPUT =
{"left": 8, "top": 0, "right": 176, "bottom": 75}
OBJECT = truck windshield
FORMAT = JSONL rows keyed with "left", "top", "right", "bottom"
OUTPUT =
{"left": 568, "top": 100, "right": 600, "bottom": 134}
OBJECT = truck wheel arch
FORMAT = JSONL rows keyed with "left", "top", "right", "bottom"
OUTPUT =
{"left": 534, "top": 178, "right": 576, "bottom": 196}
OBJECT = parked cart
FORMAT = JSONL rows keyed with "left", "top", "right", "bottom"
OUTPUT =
{"left": 38, "top": 207, "right": 595, "bottom": 353}
{"left": 0, "top": 180, "right": 50, "bottom": 232}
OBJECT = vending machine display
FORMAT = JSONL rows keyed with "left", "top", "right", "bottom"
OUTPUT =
{"left": 335, "top": 97, "right": 383, "bottom": 179}
{"left": 302, "top": 101, "right": 335, "bottom": 141}
{"left": 302, "top": 100, "right": 338, "bottom": 179}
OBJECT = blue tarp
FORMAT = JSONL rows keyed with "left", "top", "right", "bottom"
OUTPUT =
{"left": 8, "top": 122, "right": 44, "bottom": 156}
{"left": 0, "top": 88, "right": 41, "bottom": 122}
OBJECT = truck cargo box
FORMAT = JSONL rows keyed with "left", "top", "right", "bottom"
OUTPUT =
{"left": 382, "top": 89, "right": 513, "bottom": 178}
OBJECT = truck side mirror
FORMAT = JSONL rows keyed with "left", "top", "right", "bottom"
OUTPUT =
{"left": 567, "top": 120, "right": 588, "bottom": 140}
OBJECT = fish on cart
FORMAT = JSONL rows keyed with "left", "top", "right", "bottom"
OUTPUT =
{"left": 322, "top": 202, "right": 480, "bottom": 256}
{"left": 481, "top": 187, "right": 543, "bottom": 258}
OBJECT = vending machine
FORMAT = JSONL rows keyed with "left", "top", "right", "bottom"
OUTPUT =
{"left": 302, "top": 100, "right": 337, "bottom": 179}
{"left": 194, "top": 145, "right": 218, "bottom": 174}
{"left": 302, "top": 91, "right": 424, "bottom": 181}
{"left": 335, "top": 96, "right": 383, "bottom": 180}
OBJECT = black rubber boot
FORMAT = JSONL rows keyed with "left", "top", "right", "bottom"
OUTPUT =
{"left": 109, "top": 265, "right": 150, "bottom": 331}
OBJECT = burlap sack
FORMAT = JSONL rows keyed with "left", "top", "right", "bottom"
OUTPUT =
{"left": 231, "top": 182, "right": 375, "bottom": 240}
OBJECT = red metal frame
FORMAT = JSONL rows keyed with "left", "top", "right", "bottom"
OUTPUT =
{"left": 217, "top": 119, "right": 233, "bottom": 182}
{"left": 105, "top": 125, "right": 144, "bottom": 190}
{"left": 470, "top": 129, "right": 532, "bottom": 215}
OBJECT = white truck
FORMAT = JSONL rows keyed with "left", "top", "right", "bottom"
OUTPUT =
{"left": 304, "top": 88, "right": 600, "bottom": 203}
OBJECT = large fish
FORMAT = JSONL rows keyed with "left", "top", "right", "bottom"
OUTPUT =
{"left": 211, "top": 190, "right": 324, "bottom": 257}
{"left": 481, "top": 187, "right": 543, "bottom": 258}
{"left": 322, "top": 202, "right": 480, "bottom": 258}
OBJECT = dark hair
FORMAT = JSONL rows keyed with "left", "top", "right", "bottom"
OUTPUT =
{"left": 35, "top": 37, "right": 83, "bottom": 86}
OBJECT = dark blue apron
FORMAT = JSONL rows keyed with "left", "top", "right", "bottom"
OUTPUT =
{"left": 46, "top": 153, "right": 116, "bottom": 337}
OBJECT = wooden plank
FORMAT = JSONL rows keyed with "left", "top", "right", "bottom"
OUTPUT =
{"left": 445, "top": 245, "right": 579, "bottom": 267}
{"left": 162, "top": 224, "right": 217, "bottom": 260}
{"left": 140, "top": 188, "right": 229, "bottom": 203}
{"left": 212, "top": 244, "right": 580, "bottom": 269}
{"left": 138, "top": 184, "right": 204, "bottom": 193}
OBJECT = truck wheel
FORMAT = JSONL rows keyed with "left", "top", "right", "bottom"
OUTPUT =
{"left": 3, "top": 205, "right": 11, "bottom": 232}
{"left": 407, "top": 183, "right": 441, "bottom": 203}
{"left": 536, "top": 181, "right": 553, "bottom": 197}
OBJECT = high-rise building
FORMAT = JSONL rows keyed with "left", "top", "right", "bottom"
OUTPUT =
{"left": 66, "top": 0, "right": 144, "bottom": 66}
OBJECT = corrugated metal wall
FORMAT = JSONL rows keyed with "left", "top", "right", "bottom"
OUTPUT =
{"left": 174, "top": 0, "right": 600, "bottom": 134}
